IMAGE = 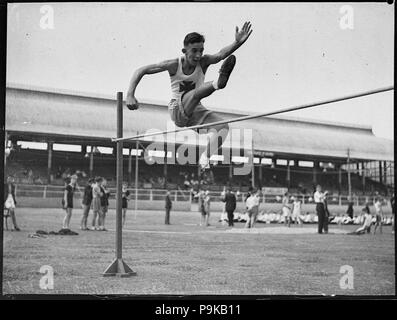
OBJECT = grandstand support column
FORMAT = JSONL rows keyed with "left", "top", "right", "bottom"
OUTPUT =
{"left": 379, "top": 161, "right": 383, "bottom": 185}
{"left": 251, "top": 137, "right": 255, "bottom": 188}
{"left": 313, "top": 161, "right": 318, "bottom": 185}
{"left": 89, "top": 146, "right": 94, "bottom": 177}
{"left": 337, "top": 163, "right": 342, "bottom": 194}
{"left": 286, "top": 161, "right": 290, "bottom": 189}
{"left": 258, "top": 163, "right": 262, "bottom": 188}
{"left": 229, "top": 160, "right": 233, "bottom": 184}
{"left": 47, "top": 141, "right": 53, "bottom": 184}
{"left": 347, "top": 149, "right": 352, "bottom": 200}
{"left": 383, "top": 161, "right": 387, "bottom": 188}
{"left": 164, "top": 144, "right": 168, "bottom": 189}
{"left": 362, "top": 162, "right": 366, "bottom": 192}
{"left": 103, "top": 91, "right": 136, "bottom": 277}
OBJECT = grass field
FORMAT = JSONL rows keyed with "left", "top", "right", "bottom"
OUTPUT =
{"left": 2, "top": 207, "right": 395, "bottom": 296}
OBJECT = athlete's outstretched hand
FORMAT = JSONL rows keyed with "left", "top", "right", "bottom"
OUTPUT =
{"left": 235, "top": 21, "right": 253, "bottom": 44}
{"left": 126, "top": 95, "right": 139, "bottom": 110}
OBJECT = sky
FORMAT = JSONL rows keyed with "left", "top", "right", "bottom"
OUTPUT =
{"left": 6, "top": 2, "right": 394, "bottom": 139}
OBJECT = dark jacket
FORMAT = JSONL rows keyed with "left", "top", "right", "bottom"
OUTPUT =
{"left": 82, "top": 184, "right": 93, "bottom": 206}
{"left": 222, "top": 192, "right": 236, "bottom": 212}
{"left": 346, "top": 202, "right": 354, "bottom": 218}
{"left": 4, "top": 182, "right": 16, "bottom": 205}
{"left": 165, "top": 194, "right": 172, "bottom": 209}
{"left": 100, "top": 186, "right": 110, "bottom": 207}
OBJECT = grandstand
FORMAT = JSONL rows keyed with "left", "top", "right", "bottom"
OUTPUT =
{"left": 5, "top": 84, "right": 394, "bottom": 203}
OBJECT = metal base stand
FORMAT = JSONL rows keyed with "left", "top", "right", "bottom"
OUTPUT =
{"left": 103, "top": 258, "right": 137, "bottom": 277}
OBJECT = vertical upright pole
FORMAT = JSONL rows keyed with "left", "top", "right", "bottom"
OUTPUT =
{"left": 134, "top": 137, "right": 139, "bottom": 219}
{"left": 229, "top": 156, "right": 233, "bottom": 184}
{"left": 115, "top": 92, "right": 123, "bottom": 260}
{"left": 4, "top": 131, "right": 8, "bottom": 168}
{"left": 128, "top": 148, "right": 132, "bottom": 186}
{"left": 103, "top": 92, "right": 136, "bottom": 277}
{"left": 347, "top": 148, "right": 352, "bottom": 200}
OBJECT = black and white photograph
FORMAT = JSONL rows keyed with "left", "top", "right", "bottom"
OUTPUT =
{"left": 1, "top": 1, "right": 395, "bottom": 300}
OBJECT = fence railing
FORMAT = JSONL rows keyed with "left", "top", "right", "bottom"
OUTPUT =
{"left": 13, "top": 184, "right": 387, "bottom": 206}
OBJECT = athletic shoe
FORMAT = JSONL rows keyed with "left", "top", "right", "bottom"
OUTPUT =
{"left": 218, "top": 55, "right": 236, "bottom": 89}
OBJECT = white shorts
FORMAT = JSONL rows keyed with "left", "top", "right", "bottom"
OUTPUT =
{"left": 282, "top": 206, "right": 291, "bottom": 217}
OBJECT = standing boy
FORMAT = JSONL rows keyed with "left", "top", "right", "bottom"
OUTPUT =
{"left": 62, "top": 174, "right": 78, "bottom": 230}
{"left": 80, "top": 178, "right": 94, "bottom": 230}
{"left": 165, "top": 190, "right": 172, "bottom": 225}
{"left": 122, "top": 182, "right": 130, "bottom": 227}
{"left": 373, "top": 197, "right": 384, "bottom": 234}
{"left": 4, "top": 176, "right": 20, "bottom": 231}
{"left": 91, "top": 177, "right": 103, "bottom": 230}
{"left": 99, "top": 178, "right": 110, "bottom": 231}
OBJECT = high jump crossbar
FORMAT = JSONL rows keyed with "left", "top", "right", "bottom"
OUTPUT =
{"left": 112, "top": 86, "right": 393, "bottom": 143}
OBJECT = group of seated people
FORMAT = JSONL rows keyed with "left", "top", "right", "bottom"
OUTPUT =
{"left": 329, "top": 214, "right": 393, "bottom": 226}
{"left": 220, "top": 210, "right": 393, "bottom": 226}
{"left": 221, "top": 211, "right": 318, "bottom": 224}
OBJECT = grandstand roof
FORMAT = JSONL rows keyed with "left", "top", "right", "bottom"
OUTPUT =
{"left": 5, "top": 84, "right": 394, "bottom": 162}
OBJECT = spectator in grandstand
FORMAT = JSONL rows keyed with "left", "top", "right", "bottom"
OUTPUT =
{"left": 291, "top": 196, "right": 303, "bottom": 226}
{"left": 80, "top": 178, "right": 94, "bottom": 231}
{"left": 222, "top": 187, "right": 237, "bottom": 227}
{"left": 314, "top": 184, "right": 328, "bottom": 234}
{"left": 99, "top": 178, "right": 110, "bottom": 231}
{"left": 282, "top": 192, "right": 292, "bottom": 227}
{"left": 4, "top": 176, "right": 20, "bottom": 231}
{"left": 373, "top": 197, "right": 384, "bottom": 234}
{"left": 62, "top": 174, "right": 78, "bottom": 230}
{"left": 91, "top": 177, "right": 103, "bottom": 230}
{"left": 346, "top": 199, "right": 354, "bottom": 219}
{"left": 122, "top": 182, "right": 130, "bottom": 227}
{"left": 165, "top": 190, "right": 172, "bottom": 225}
{"left": 245, "top": 189, "right": 260, "bottom": 228}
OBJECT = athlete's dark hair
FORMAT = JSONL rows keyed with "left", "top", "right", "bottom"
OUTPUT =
{"left": 183, "top": 32, "right": 205, "bottom": 47}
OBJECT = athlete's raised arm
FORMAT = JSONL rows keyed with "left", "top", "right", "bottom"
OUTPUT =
{"left": 126, "top": 59, "right": 177, "bottom": 110}
{"left": 201, "top": 21, "right": 253, "bottom": 69}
